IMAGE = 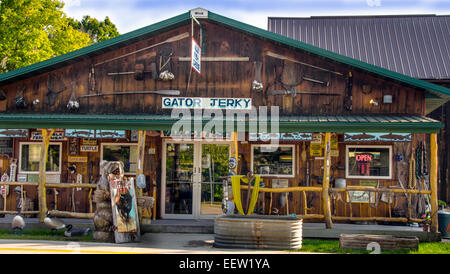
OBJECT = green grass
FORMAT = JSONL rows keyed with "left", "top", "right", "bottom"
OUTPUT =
{"left": 298, "top": 239, "right": 450, "bottom": 254}
{"left": 0, "top": 229, "right": 94, "bottom": 242}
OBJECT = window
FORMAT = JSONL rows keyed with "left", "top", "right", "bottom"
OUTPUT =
{"left": 251, "top": 145, "right": 295, "bottom": 177}
{"left": 101, "top": 143, "right": 138, "bottom": 174}
{"left": 19, "top": 143, "right": 61, "bottom": 173}
{"left": 346, "top": 145, "right": 392, "bottom": 179}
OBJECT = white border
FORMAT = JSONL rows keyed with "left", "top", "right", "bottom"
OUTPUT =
{"left": 100, "top": 143, "right": 138, "bottom": 175}
{"left": 250, "top": 144, "right": 296, "bottom": 178}
{"left": 345, "top": 145, "right": 392, "bottom": 179}
{"left": 18, "top": 142, "right": 62, "bottom": 174}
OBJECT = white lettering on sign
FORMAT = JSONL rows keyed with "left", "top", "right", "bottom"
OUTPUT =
{"left": 191, "top": 38, "right": 201, "bottom": 74}
{"left": 162, "top": 97, "right": 252, "bottom": 110}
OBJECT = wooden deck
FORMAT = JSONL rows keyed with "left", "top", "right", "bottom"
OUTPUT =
{"left": 0, "top": 217, "right": 442, "bottom": 242}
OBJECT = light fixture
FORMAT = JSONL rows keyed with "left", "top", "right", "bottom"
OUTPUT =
{"left": 369, "top": 99, "right": 379, "bottom": 106}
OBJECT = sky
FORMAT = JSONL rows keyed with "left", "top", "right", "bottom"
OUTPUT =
{"left": 62, "top": 0, "right": 450, "bottom": 34}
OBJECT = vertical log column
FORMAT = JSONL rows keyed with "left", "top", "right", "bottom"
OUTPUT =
{"left": 322, "top": 132, "right": 333, "bottom": 229}
{"left": 39, "top": 129, "right": 55, "bottom": 222}
{"left": 136, "top": 130, "right": 146, "bottom": 222}
{"left": 430, "top": 133, "right": 439, "bottom": 233}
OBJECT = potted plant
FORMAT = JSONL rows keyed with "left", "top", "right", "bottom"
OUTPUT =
{"left": 422, "top": 211, "right": 432, "bottom": 232}
{"left": 438, "top": 200, "right": 450, "bottom": 238}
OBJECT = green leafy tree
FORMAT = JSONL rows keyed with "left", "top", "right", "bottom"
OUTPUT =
{"left": 69, "top": 15, "right": 120, "bottom": 43}
{"left": 0, "top": 0, "right": 95, "bottom": 73}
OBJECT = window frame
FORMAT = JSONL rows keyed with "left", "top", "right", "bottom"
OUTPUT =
{"left": 18, "top": 142, "right": 62, "bottom": 174}
{"left": 345, "top": 145, "right": 392, "bottom": 180}
{"left": 250, "top": 144, "right": 296, "bottom": 178}
{"left": 100, "top": 142, "right": 138, "bottom": 175}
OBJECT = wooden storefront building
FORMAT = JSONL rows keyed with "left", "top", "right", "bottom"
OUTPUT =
{"left": 0, "top": 8, "right": 449, "bottom": 231}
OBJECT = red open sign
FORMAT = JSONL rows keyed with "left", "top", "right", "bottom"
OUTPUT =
{"left": 355, "top": 153, "right": 373, "bottom": 162}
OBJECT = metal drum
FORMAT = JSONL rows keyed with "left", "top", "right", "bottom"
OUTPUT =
{"left": 214, "top": 215, "right": 303, "bottom": 250}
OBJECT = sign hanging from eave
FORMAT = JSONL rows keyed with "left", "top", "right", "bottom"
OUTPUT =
{"left": 191, "top": 38, "right": 201, "bottom": 74}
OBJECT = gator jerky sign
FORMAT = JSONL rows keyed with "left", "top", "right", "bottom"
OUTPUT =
{"left": 162, "top": 97, "right": 252, "bottom": 110}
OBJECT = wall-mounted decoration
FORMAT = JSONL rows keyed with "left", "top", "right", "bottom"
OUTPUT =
{"left": 310, "top": 143, "right": 322, "bottom": 157}
{"left": 96, "top": 130, "right": 126, "bottom": 139}
{"left": 0, "top": 129, "right": 28, "bottom": 138}
{"left": 80, "top": 145, "right": 98, "bottom": 152}
{"left": 344, "top": 132, "right": 411, "bottom": 142}
{"left": 15, "top": 85, "right": 27, "bottom": 109}
{"left": 68, "top": 156, "right": 88, "bottom": 163}
{"left": 46, "top": 174, "right": 60, "bottom": 184}
{"left": 272, "top": 179, "right": 289, "bottom": 188}
{"left": 17, "top": 174, "right": 27, "bottom": 182}
{"left": 68, "top": 138, "right": 78, "bottom": 156}
{"left": 347, "top": 180, "right": 377, "bottom": 203}
{"left": 82, "top": 138, "right": 97, "bottom": 146}
{"left": 30, "top": 130, "right": 66, "bottom": 141}
{"left": 66, "top": 129, "right": 95, "bottom": 138}
{"left": 67, "top": 82, "right": 79, "bottom": 111}
{"left": 46, "top": 74, "right": 66, "bottom": 106}
{"left": 0, "top": 138, "right": 13, "bottom": 156}
{"left": 249, "top": 132, "right": 312, "bottom": 141}
{"left": 130, "top": 130, "right": 139, "bottom": 142}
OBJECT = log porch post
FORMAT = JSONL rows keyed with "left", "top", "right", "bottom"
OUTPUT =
{"left": 430, "top": 133, "right": 439, "bottom": 233}
{"left": 322, "top": 132, "right": 333, "bottom": 228}
{"left": 136, "top": 130, "right": 146, "bottom": 222}
{"left": 38, "top": 129, "right": 55, "bottom": 222}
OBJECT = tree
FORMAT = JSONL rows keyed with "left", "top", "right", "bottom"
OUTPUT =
{"left": 69, "top": 15, "right": 120, "bottom": 44}
{"left": 0, "top": 0, "right": 118, "bottom": 73}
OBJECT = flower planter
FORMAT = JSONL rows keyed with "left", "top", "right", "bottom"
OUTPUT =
{"left": 214, "top": 215, "right": 302, "bottom": 250}
{"left": 438, "top": 209, "right": 450, "bottom": 238}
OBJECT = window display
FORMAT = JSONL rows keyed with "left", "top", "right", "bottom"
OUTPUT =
{"left": 251, "top": 145, "right": 295, "bottom": 177}
{"left": 101, "top": 144, "right": 138, "bottom": 174}
{"left": 19, "top": 143, "right": 61, "bottom": 173}
{"left": 346, "top": 145, "right": 392, "bottom": 179}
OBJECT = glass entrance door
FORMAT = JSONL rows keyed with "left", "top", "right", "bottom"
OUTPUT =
{"left": 162, "top": 141, "right": 230, "bottom": 219}
{"left": 163, "top": 142, "right": 195, "bottom": 218}
{"left": 200, "top": 144, "right": 230, "bottom": 217}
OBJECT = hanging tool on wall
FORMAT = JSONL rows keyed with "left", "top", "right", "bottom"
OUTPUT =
{"left": 77, "top": 90, "right": 180, "bottom": 99}
{"left": 267, "top": 89, "right": 340, "bottom": 97}
{"left": 158, "top": 47, "right": 174, "bottom": 81}
{"left": 252, "top": 61, "right": 264, "bottom": 92}
{"left": 67, "top": 82, "right": 79, "bottom": 111}
{"left": 266, "top": 51, "right": 344, "bottom": 76}
{"left": 88, "top": 64, "right": 96, "bottom": 93}
{"left": 46, "top": 74, "right": 66, "bottom": 106}
{"left": 107, "top": 63, "right": 156, "bottom": 81}
{"left": 343, "top": 72, "right": 353, "bottom": 111}
{"left": 15, "top": 85, "right": 27, "bottom": 109}
{"left": 94, "top": 32, "right": 189, "bottom": 67}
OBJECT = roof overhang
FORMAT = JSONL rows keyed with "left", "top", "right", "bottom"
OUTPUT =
{"left": 0, "top": 114, "right": 442, "bottom": 133}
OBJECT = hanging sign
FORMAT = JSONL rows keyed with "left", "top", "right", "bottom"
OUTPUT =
{"left": 82, "top": 138, "right": 97, "bottom": 145}
{"left": 95, "top": 130, "right": 126, "bottom": 139}
{"left": 162, "top": 97, "right": 252, "bottom": 110}
{"left": 80, "top": 145, "right": 98, "bottom": 152}
{"left": 344, "top": 132, "right": 411, "bottom": 142}
{"left": 249, "top": 132, "right": 312, "bottom": 141}
{"left": 68, "top": 156, "right": 88, "bottom": 163}
{"left": 0, "top": 129, "right": 28, "bottom": 138}
{"left": 31, "top": 130, "right": 66, "bottom": 140}
{"left": 65, "top": 129, "right": 95, "bottom": 138}
{"left": 191, "top": 38, "right": 201, "bottom": 74}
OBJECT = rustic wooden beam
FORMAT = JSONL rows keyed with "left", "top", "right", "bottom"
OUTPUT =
{"left": 38, "top": 129, "right": 55, "bottom": 222}
{"left": 339, "top": 234, "right": 419, "bottom": 251}
{"left": 45, "top": 183, "right": 97, "bottom": 188}
{"left": 430, "top": 133, "right": 439, "bottom": 233}
{"left": 332, "top": 216, "right": 409, "bottom": 222}
{"left": 322, "top": 132, "right": 333, "bottom": 229}
{"left": 239, "top": 185, "right": 323, "bottom": 193}
{"left": 49, "top": 210, "right": 94, "bottom": 219}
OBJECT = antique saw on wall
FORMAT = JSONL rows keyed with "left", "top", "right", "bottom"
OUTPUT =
{"left": 267, "top": 89, "right": 340, "bottom": 97}
{"left": 77, "top": 90, "right": 180, "bottom": 99}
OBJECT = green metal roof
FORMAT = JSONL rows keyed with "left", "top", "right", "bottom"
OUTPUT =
{"left": 0, "top": 113, "right": 442, "bottom": 133}
{"left": 0, "top": 8, "right": 448, "bottom": 112}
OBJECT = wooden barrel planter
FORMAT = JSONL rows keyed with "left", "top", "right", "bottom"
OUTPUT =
{"left": 214, "top": 215, "right": 303, "bottom": 250}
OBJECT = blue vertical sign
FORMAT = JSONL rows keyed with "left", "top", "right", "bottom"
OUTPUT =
{"left": 191, "top": 38, "right": 201, "bottom": 74}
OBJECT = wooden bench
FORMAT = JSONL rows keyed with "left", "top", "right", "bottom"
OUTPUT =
{"left": 339, "top": 234, "right": 419, "bottom": 251}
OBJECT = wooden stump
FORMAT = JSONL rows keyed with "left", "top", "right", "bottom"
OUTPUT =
{"left": 339, "top": 234, "right": 419, "bottom": 251}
